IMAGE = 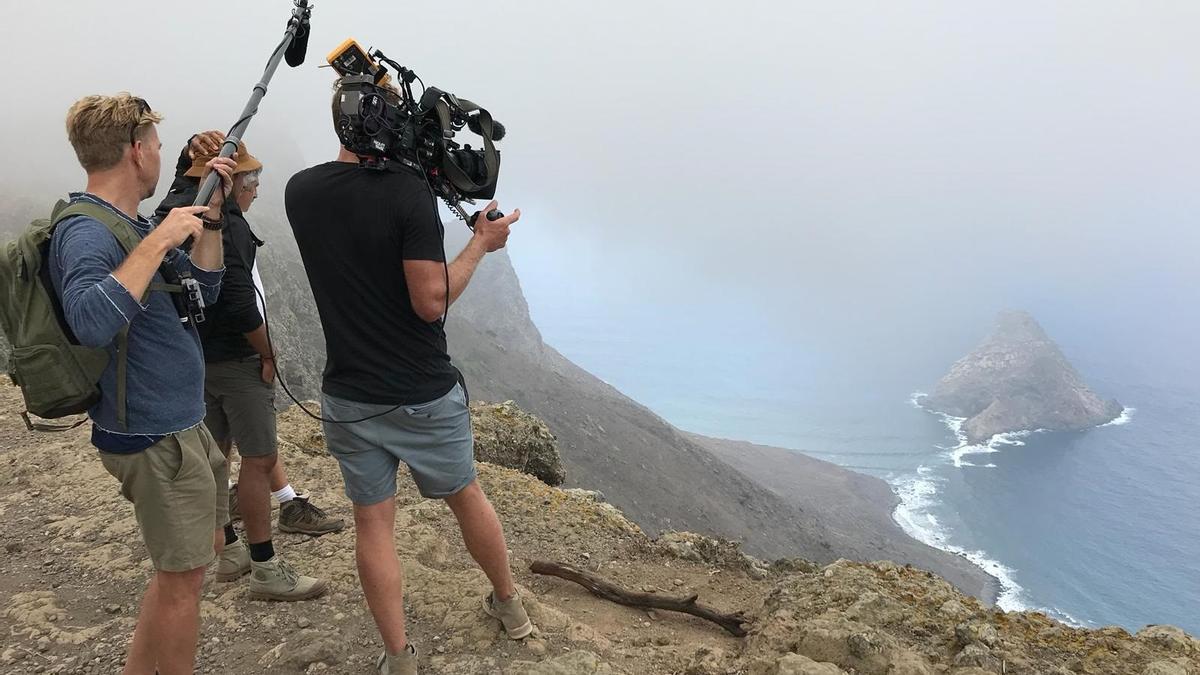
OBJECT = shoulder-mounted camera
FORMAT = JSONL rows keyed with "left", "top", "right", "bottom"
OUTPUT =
{"left": 327, "top": 39, "right": 506, "bottom": 226}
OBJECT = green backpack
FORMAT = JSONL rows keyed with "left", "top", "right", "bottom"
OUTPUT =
{"left": 0, "top": 200, "right": 179, "bottom": 431}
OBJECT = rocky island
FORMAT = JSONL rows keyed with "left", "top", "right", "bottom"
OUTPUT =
{"left": 920, "top": 311, "right": 1124, "bottom": 444}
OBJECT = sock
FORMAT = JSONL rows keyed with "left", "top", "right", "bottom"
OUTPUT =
{"left": 272, "top": 484, "right": 297, "bottom": 503}
{"left": 224, "top": 524, "right": 238, "bottom": 546}
{"left": 228, "top": 479, "right": 235, "bottom": 489}
{"left": 248, "top": 539, "right": 275, "bottom": 563}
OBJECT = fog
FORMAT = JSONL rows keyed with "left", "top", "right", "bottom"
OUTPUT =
{"left": 1, "top": 0, "right": 1197, "bottom": 386}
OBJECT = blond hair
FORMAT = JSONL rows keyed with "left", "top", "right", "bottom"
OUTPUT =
{"left": 65, "top": 93, "right": 163, "bottom": 172}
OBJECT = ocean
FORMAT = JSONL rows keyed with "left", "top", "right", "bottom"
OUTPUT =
{"left": 516, "top": 288, "right": 1200, "bottom": 635}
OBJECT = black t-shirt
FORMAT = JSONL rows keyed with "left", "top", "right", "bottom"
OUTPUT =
{"left": 285, "top": 161, "right": 457, "bottom": 405}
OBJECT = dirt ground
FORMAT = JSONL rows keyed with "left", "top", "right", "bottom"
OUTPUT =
{"left": 0, "top": 384, "right": 766, "bottom": 674}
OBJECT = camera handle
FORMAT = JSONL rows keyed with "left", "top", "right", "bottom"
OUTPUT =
{"left": 462, "top": 207, "right": 505, "bottom": 232}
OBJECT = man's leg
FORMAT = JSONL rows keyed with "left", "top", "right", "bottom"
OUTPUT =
{"left": 103, "top": 428, "right": 228, "bottom": 674}
{"left": 354, "top": 498, "right": 408, "bottom": 654}
{"left": 269, "top": 460, "right": 293, "bottom": 496}
{"left": 241, "top": 452, "right": 327, "bottom": 600}
{"left": 239, "top": 453, "right": 277, "bottom": 546}
{"left": 444, "top": 480, "right": 516, "bottom": 601}
{"left": 215, "top": 359, "right": 326, "bottom": 599}
{"left": 122, "top": 567, "right": 207, "bottom": 675}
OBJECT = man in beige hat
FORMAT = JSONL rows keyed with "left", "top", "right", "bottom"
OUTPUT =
{"left": 156, "top": 135, "right": 335, "bottom": 602}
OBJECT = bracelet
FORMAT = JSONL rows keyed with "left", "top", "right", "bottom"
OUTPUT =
{"left": 201, "top": 215, "right": 224, "bottom": 231}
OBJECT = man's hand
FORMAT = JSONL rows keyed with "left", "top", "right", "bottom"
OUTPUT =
{"left": 188, "top": 131, "right": 225, "bottom": 159}
{"left": 199, "top": 155, "right": 238, "bottom": 215}
{"left": 146, "top": 206, "right": 209, "bottom": 252}
{"left": 471, "top": 201, "right": 520, "bottom": 253}
{"left": 260, "top": 356, "right": 276, "bottom": 385}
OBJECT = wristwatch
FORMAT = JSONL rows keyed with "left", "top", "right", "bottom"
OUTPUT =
{"left": 201, "top": 215, "right": 225, "bottom": 231}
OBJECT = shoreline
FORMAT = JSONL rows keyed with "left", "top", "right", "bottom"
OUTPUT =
{"left": 903, "top": 395, "right": 1138, "bottom": 626}
{"left": 689, "top": 432, "right": 1002, "bottom": 605}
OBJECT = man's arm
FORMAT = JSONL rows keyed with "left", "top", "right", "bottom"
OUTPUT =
{"left": 111, "top": 206, "right": 210, "bottom": 301}
{"left": 245, "top": 324, "right": 277, "bottom": 384}
{"left": 55, "top": 214, "right": 198, "bottom": 348}
{"left": 404, "top": 201, "right": 519, "bottom": 323}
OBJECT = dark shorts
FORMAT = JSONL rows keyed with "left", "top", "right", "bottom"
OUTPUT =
{"left": 321, "top": 383, "right": 476, "bottom": 503}
{"left": 100, "top": 425, "right": 229, "bottom": 572}
{"left": 203, "top": 356, "right": 277, "bottom": 458}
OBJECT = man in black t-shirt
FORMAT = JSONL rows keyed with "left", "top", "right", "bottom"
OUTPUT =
{"left": 284, "top": 78, "right": 530, "bottom": 674}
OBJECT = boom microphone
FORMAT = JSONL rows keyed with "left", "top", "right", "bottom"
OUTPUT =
{"left": 284, "top": 0, "right": 312, "bottom": 67}
{"left": 468, "top": 114, "right": 506, "bottom": 142}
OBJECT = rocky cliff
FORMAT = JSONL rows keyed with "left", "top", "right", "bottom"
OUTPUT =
{"left": 920, "top": 311, "right": 1123, "bottom": 443}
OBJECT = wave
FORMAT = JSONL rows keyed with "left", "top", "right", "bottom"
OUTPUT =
{"left": 891, "top": 468, "right": 1029, "bottom": 612}
{"left": 892, "top": 391, "right": 1096, "bottom": 626}
{"left": 1101, "top": 406, "right": 1136, "bottom": 427}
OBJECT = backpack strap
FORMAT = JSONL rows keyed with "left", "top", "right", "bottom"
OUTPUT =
{"left": 51, "top": 200, "right": 179, "bottom": 432}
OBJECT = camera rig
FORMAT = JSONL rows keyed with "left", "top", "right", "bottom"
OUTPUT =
{"left": 328, "top": 39, "right": 507, "bottom": 228}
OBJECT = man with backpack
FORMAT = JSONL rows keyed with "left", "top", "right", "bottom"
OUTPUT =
{"left": 43, "top": 93, "right": 234, "bottom": 675}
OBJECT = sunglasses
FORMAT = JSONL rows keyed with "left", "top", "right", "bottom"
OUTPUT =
{"left": 129, "top": 97, "right": 152, "bottom": 146}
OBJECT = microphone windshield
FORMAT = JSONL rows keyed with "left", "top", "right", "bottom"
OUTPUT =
{"left": 468, "top": 115, "right": 506, "bottom": 142}
{"left": 284, "top": 3, "right": 311, "bottom": 67}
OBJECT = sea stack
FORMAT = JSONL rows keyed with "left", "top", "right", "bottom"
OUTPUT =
{"left": 920, "top": 311, "right": 1123, "bottom": 444}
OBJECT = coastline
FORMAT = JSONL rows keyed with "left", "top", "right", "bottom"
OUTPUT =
{"left": 689, "top": 432, "right": 1001, "bottom": 605}
{"left": 903, "top": 393, "right": 1137, "bottom": 625}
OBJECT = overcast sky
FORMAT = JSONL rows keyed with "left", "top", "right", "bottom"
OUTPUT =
{"left": 2, "top": 1, "right": 1197, "bottom": 378}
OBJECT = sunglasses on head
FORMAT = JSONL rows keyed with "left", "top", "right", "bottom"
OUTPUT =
{"left": 129, "top": 97, "right": 152, "bottom": 146}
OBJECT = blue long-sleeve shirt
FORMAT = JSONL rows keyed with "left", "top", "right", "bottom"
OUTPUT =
{"left": 47, "top": 192, "right": 224, "bottom": 438}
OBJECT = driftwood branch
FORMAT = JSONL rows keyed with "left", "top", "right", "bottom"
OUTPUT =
{"left": 530, "top": 560, "right": 751, "bottom": 637}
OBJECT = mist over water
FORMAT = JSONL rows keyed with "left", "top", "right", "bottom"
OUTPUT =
{"left": 1, "top": 0, "right": 1198, "bottom": 635}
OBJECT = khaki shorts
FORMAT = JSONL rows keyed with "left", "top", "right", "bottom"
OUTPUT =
{"left": 100, "top": 425, "right": 229, "bottom": 572}
{"left": 203, "top": 356, "right": 277, "bottom": 458}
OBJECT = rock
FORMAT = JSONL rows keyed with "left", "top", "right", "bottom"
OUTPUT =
{"left": 685, "top": 646, "right": 730, "bottom": 675}
{"left": 773, "top": 653, "right": 848, "bottom": 675}
{"left": 920, "top": 310, "right": 1123, "bottom": 442}
{"left": 952, "top": 643, "right": 1000, "bottom": 671}
{"left": 564, "top": 488, "right": 606, "bottom": 503}
{"left": 511, "top": 650, "right": 616, "bottom": 674}
{"left": 655, "top": 531, "right": 768, "bottom": 573}
{"left": 1142, "top": 660, "right": 1191, "bottom": 675}
{"left": 888, "top": 649, "right": 935, "bottom": 675}
{"left": 938, "top": 599, "right": 969, "bottom": 620}
{"left": 1138, "top": 625, "right": 1198, "bottom": 655}
{"left": 470, "top": 401, "right": 566, "bottom": 485}
{"left": 271, "top": 631, "right": 346, "bottom": 669}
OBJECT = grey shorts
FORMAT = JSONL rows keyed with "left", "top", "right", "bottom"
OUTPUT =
{"left": 203, "top": 356, "right": 277, "bottom": 458}
{"left": 321, "top": 383, "right": 476, "bottom": 503}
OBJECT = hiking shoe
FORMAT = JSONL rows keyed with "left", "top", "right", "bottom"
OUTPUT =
{"left": 278, "top": 495, "right": 345, "bottom": 536}
{"left": 376, "top": 644, "right": 418, "bottom": 675}
{"left": 228, "top": 483, "right": 241, "bottom": 523}
{"left": 216, "top": 538, "right": 250, "bottom": 582}
{"left": 482, "top": 591, "right": 534, "bottom": 639}
{"left": 248, "top": 557, "right": 328, "bottom": 601}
